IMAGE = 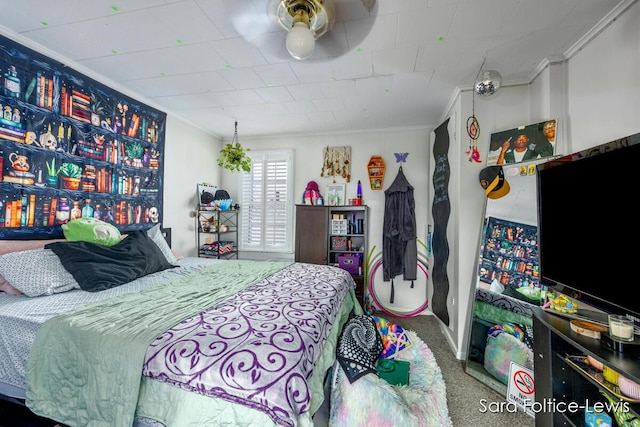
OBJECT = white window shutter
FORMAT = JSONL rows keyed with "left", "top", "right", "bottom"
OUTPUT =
{"left": 238, "top": 150, "right": 293, "bottom": 252}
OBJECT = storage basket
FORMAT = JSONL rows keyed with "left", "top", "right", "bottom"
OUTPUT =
{"left": 338, "top": 253, "right": 361, "bottom": 274}
{"left": 331, "top": 219, "right": 348, "bottom": 235}
{"left": 331, "top": 236, "right": 347, "bottom": 250}
{"left": 218, "top": 241, "right": 234, "bottom": 254}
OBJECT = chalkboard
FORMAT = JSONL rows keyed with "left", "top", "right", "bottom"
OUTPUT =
{"left": 431, "top": 119, "right": 450, "bottom": 326}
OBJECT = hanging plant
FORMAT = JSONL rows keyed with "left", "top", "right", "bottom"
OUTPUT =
{"left": 217, "top": 121, "right": 251, "bottom": 172}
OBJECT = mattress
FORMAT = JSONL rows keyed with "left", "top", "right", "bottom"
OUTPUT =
{"left": 0, "top": 255, "right": 359, "bottom": 426}
{"left": 0, "top": 256, "right": 218, "bottom": 399}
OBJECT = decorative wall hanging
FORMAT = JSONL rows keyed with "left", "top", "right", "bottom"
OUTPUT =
{"left": 0, "top": 34, "right": 166, "bottom": 239}
{"left": 320, "top": 146, "right": 351, "bottom": 182}
{"left": 466, "top": 59, "right": 485, "bottom": 163}
{"left": 367, "top": 155, "right": 385, "bottom": 190}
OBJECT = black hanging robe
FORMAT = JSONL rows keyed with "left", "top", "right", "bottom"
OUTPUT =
{"left": 382, "top": 166, "right": 417, "bottom": 303}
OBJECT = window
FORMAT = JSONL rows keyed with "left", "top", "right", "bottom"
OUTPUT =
{"left": 238, "top": 150, "right": 293, "bottom": 252}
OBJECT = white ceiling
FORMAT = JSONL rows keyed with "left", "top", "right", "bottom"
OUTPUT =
{"left": 0, "top": 0, "right": 629, "bottom": 139}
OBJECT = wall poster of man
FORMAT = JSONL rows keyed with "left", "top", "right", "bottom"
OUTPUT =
{"left": 486, "top": 119, "right": 557, "bottom": 166}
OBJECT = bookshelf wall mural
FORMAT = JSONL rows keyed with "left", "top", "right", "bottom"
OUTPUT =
{"left": 0, "top": 34, "right": 166, "bottom": 239}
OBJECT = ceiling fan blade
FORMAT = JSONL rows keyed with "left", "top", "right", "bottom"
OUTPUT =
{"left": 223, "top": 0, "right": 279, "bottom": 39}
{"left": 250, "top": 31, "right": 293, "bottom": 62}
{"left": 313, "top": 24, "right": 348, "bottom": 59}
{"left": 314, "top": 0, "right": 377, "bottom": 59}
{"left": 223, "top": 0, "right": 378, "bottom": 61}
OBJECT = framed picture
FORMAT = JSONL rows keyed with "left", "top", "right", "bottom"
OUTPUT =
{"left": 326, "top": 183, "right": 346, "bottom": 206}
{"left": 198, "top": 183, "right": 217, "bottom": 207}
{"left": 487, "top": 119, "right": 557, "bottom": 166}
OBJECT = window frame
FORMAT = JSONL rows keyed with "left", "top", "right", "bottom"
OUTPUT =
{"left": 237, "top": 149, "right": 294, "bottom": 253}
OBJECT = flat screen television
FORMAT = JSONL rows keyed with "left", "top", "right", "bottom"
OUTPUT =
{"left": 536, "top": 132, "right": 640, "bottom": 327}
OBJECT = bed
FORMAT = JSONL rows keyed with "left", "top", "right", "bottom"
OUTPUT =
{"left": 0, "top": 225, "right": 361, "bottom": 427}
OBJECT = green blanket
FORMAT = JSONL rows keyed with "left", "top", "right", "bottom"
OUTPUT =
{"left": 26, "top": 260, "right": 292, "bottom": 427}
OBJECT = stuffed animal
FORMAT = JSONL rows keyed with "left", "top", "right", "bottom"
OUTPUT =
{"left": 302, "top": 181, "right": 323, "bottom": 205}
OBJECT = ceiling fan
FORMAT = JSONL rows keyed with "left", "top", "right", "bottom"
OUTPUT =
{"left": 223, "top": 0, "right": 378, "bottom": 61}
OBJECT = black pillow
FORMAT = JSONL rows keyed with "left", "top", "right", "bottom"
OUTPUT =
{"left": 214, "top": 189, "right": 230, "bottom": 200}
{"left": 45, "top": 230, "right": 177, "bottom": 292}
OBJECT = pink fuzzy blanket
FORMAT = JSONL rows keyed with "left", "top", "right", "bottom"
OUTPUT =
{"left": 329, "top": 330, "right": 452, "bottom": 426}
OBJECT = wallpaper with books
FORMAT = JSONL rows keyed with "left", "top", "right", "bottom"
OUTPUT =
{"left": 0, "top": 34, "right": 166, "bottom": 239}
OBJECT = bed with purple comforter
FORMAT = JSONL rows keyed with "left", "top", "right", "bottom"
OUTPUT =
{"left": 0, "top": 241, "right": 359, "bottom": 427}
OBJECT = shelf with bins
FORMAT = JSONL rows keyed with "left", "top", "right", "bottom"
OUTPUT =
{"left": 327, "top": 206, "right": 367, "bottom": 276}
{"left": 293, "top": 205, "right": 368, "bottom": 308}
{"left": 196, "top": 208, "right": 238, "bottom": 259}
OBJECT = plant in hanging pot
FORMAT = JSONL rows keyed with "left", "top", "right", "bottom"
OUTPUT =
{"left": 59, "top": 162, "right": 83, "bottom": 190}
{"left": 218, "top": 142, "right": 251, "bottom": 172}
{"left": 217, "top": 121, "right": 251, "bottom": 172}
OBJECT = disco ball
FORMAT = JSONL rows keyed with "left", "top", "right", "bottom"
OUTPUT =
{"left": 474, "top": 70, "right": 503, "bottom": 97}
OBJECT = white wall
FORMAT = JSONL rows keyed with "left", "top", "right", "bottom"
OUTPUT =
{"left": 564, "top": 1, "right": 640, "bottom": 153}
{"left": 162, "top": 116, "right": 221, "bottom": 257}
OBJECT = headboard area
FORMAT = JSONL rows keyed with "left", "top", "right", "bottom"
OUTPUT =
{"left": 0, "top": 227, "right": 171, "bottom": 256}
{"left": 0, "top": 239, "right": 66, "bottom": 256}
{"left": 161, "top": 227, "right": 171, "bottom": 248}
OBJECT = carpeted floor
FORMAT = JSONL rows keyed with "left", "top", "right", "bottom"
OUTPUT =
{"left": 383, "top": 312, "right": 535, "bottom": 427}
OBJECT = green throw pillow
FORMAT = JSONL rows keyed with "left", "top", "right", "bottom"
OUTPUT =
{"left": 62, "top": 217, "right": 121, "bottom": 246}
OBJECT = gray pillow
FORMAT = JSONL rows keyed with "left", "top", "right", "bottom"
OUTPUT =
{"left": 147, "top": 223, "right": 178, "bottom": 264}
{"left": 0, "top": 249, "right": 80, "bottom": 297}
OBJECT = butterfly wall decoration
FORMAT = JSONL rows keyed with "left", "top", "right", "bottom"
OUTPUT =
{"left": 394, "top": 152, "right": 409, "bottom": 163}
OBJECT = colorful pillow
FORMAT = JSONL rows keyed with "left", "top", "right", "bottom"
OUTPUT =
{"left": 488, "top": 322, "right": 525, "bottom": 341}
{"left": 147, "top": 223, "right": 178, "bottom": 264}
{"left": 484, "top": 332, "right": 534, "bottom": 385}
{"left": 336, "top": 315, "right": 383, "bottom": 383}
{"left": 62, "top": 217, "right": 121, "bottom": 246}
{"left": 372, "top": 316, "right": 412, "bottom": 359}
{"left": 0, "top": 249, "right": 79, "bottom": 297}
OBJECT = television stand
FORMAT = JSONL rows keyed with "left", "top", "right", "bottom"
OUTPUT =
{"left": 533, "top": 308, "right": 640, "bottom": 426}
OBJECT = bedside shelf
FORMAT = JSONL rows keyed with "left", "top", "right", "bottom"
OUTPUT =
{"left": 195, "top": 208, "right": 238, "bottom": 260}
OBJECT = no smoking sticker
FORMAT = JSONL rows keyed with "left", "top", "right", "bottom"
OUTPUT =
{"left": 514, "top": 370, "right": 535, "bottom": 394}
{"left": 507, "top": 362, "right": 535, "bottom": 417}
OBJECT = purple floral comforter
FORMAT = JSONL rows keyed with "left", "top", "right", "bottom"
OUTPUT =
{"left": 142, "top": 262, "right": 355, "bottom": 427}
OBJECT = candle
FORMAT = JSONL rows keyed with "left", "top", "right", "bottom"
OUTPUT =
{"left": 609, "top": 315, "right": 635, "bottom": 341}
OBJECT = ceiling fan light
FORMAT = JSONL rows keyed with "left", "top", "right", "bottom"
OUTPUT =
{"left": 474, "top": 69, "right": 503, "bottom": 97}
{"left": 286, "top": 21, "right": 315, "bottom": 60}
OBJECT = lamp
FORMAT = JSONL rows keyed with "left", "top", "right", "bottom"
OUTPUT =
{"left": 272, "top": 0, "right": 332, "bottom": 60}
{"left": 286, "top": 8, "right": 315, "bottom": 59}
{"left": 474, "top": 69, "right": 503, "bottom": 97}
